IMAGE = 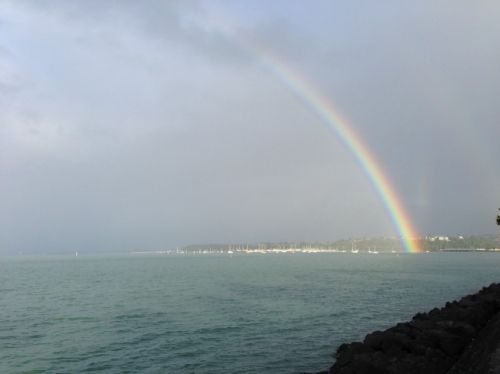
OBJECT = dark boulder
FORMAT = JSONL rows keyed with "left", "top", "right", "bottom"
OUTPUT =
{"left": 327, "top": 283, "right": 500, "bottom": 374}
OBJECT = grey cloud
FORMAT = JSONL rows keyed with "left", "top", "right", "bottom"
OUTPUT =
{"left": 0, "top": 49, "right": 22, "bottom": 94}
{"left": 236, "top": 1, "right": 500, "bottom": 234}
{"left": 13, "top": 0, "right": 248, "bottom": 65}
{"left": 1, "top": 1, "right": 499, "bottom": 253}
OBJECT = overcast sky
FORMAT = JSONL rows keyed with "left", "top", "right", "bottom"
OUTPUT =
{"left": 1, "top": 1, "right": 499, "bottom": 253}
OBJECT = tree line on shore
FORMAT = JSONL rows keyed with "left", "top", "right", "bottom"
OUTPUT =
{"left": 182, "top": 234, "right": 500, "bottom": 253}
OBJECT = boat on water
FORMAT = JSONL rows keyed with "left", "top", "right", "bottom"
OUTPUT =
{"left": 351, "top": 241, "right": 359, "bottom": 254}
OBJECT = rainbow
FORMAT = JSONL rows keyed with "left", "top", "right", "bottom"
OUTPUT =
{"left": 243, "top": 39, "right": 421, "bottom": 253}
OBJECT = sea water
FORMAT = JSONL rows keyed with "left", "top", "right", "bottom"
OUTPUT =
{"left": 2, "top": 252, "right": 500, "bottom": 373}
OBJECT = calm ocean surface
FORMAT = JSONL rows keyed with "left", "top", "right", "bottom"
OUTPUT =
{"left": 2, "top": 252, "right": 500, "bottom": 373}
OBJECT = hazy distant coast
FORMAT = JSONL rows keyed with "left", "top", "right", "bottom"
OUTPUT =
{"left": 132, "top": 235, "right": 500, "bottom": 255}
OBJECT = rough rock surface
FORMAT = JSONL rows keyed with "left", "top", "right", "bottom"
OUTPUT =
{"left": 447, "top": 311, "right": 500, "bottom": 374}
{"left": 328, "top": 283, "right": 500, "bottom": 374}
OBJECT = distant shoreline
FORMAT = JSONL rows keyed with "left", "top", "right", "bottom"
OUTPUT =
{"left": 131, "top": 248, "right": 500, "bottom": 255}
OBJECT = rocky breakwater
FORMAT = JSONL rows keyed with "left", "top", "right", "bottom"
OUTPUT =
{"left": 328, "top": 283, "right": 500, "bottom": 374}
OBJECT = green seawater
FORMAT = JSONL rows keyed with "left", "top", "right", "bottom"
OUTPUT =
{"left": 1, "top": 252, "right": 500, "bottom": 373}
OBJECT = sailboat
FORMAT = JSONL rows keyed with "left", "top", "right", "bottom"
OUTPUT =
{"left": 351, "top": 241, "right": 359, "bottom": 254}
